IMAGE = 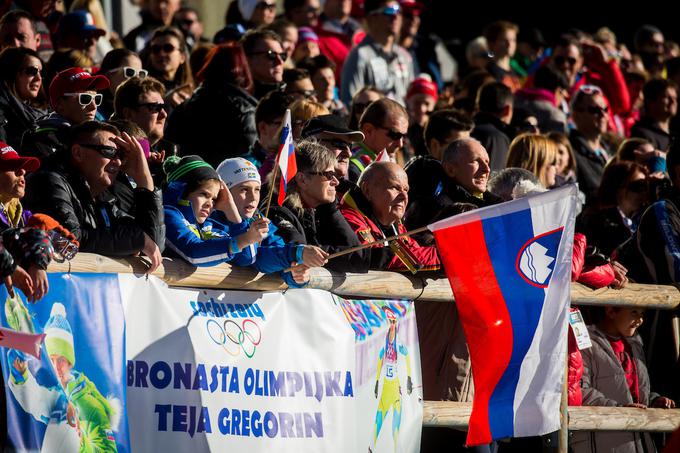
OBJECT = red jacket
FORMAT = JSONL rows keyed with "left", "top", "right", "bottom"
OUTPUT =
{"left": 567, "top": 309, "right": 584, "bottom": 406}
{"left": 339, "top": 189, "right": 440, "bottom": 272}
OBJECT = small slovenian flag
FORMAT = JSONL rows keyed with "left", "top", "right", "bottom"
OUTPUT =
{"left": 375, "top": 148, "right": 390, "bottom": 163}
{"left": 277, "top": 109, "right": 297, "bottom": 206}
{"left": 428, "top": 185, "right": 578, "bottom": 445}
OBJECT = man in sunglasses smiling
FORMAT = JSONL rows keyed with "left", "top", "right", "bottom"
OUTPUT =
{"left": 242, "top": 29, "right": 286, "bottom": 99}
{"left": 21, "top": 67, "right": 109, "bottom": 159}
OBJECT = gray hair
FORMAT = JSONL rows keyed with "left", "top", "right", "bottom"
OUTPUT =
{"left": 488, "top": 167, "right": 541, "bottom": 201}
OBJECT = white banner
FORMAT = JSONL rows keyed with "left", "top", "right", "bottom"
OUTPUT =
{"left": 119, "top": 275, "right": 423, "bottom": 452}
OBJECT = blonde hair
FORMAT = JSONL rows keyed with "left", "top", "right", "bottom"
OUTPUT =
{"left": 291, "top": 99, "right": 329, "bottom": 125}
{"left": 506, "top": 133, "right": 558, "bottom": 187}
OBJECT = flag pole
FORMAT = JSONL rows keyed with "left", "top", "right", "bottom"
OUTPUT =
{"left": 558, "top": 333, "right": 569, "bottom": 453}
{"left": 263, "top": 163, "right": 279, "bottom": 219}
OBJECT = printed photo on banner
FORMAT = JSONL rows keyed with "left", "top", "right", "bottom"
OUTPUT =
{"left": 0, "top": 273, "right": 130, "bottom": 453}
{"left": 335, "top": 297, "right": 422, "bottom": 453}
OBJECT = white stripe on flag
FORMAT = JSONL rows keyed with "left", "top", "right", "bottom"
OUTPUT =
{"left": 278, "top": 109, "right": 292, "bottom": 177}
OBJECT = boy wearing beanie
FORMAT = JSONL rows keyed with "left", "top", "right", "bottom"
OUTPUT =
{"left": 162, "top": 155, "right": 270, "bottom": 267}
{"left": 216, "top": 157, "right": 328, "bottom": 286}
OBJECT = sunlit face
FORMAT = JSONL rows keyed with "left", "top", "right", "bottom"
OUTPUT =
{"left": 15, "top": 55, "right": 42, "bottom": 101}
{"left": 72, "top": 130, "right": 122, "bottom": 193}
{"left": 572, "top": 93, "right": 608, "bottom": 137}
{"left": 186, "top": 180, "right": 220, "bottom": 224}
{"left": 56, "top": 89, "right": 98, "bottom": 124}
{"left": 106, "top": 54, "right": 143, "bottom": 94}
{"left": 607, "top": 307, "right": 644, "bottom": 338}
{"left": 311, "top": 67, "right": 335, "bottom": 102}
{"left": 0, "top": 167, "right": 27, "bottom": 200}
{"left": 406, "top": 93, "right": 435, "bottom": 127}
{"left": 247, "top": 38, "right": 285, "bottom": 83}
{"left": 539, "top": 156, "right": 558, "bottom": 188}
{"left": 49, "top": 354, "right": 73, "bottom": 388}
{"left": 555, "top": 143, "right": 570, "bottom": 175}
{"left": 298, "top": 165, "right": 338, "bottom": 208}
{"left": 0, "top": 17, "right": 40, "bottom": 50}
{"left": 229, "top": 180, "right": 261, "bottom": 219}
{"left": 443, "top": 141, "right": 491, "bottom": 194}
{"left": 149, "top": 35, "right": 184, "bottom": 78}
{"left": 293, "top": 40, "right": 320, "bottom": 62}
{"left": 124, "top": 91, "right": 167, "bottom": 144}
{"left": 364, "top": 167, "right": 409, "bottom": 225}
{"left": 489, "top": 29, "right": 517, "bottom": 59}
{"left": 250, "top": 0, "right": 277, "bottom": 26}
{"left": 279, "top": 26, "right": 298, "bottom": 60}
{"left": 319, "top": 137, "right": 352, "bottom": 179}
{"left": 363, "top": 113, "right": 408, "bottom": 156}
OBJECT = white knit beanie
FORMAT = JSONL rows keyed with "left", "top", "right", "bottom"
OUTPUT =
{"left": 217, "top": 157, "right": 261, "bottom": 188}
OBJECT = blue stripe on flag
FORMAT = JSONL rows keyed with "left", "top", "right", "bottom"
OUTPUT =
{"left": 481, "top": 207, "right": 546, "bottom": 439}
{"left": 280, "top": 125, "right": 290, "bottom": 144}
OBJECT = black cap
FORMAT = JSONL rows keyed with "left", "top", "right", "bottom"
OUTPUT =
{"left": 301, "top": 114, "right": 365, "bottom": 142}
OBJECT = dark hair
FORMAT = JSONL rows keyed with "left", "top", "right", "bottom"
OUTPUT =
{"left": 0, "top": 10, "right": 37, "bottom": 33}
{"left": 44, "top": 49, "right": 93, "bottom": 90}
{"left": 196, "top": 43, "right": 252, "bottom": 91}
{"left": 348, "top": 86, "right": 383, "bottom": 129}
{"left": 297, "top": 54, "right": 336, "bottom": 77}
{"left": 533, "top": 64, "right": 569, "bottom": 92}
{"left": 476, "top": 82, "right": 513, "bottom": 114}
{"left": 283, "top": 68, "right": 310, "bottom": 84}
{"left": 483, "top": 20, "right": 519, "bottom": 44}
{"left": 359, "top": 98, "right": 407, "bottom": 128}
{"left": 99, "top": 48, "right": 139, "bottom": 75}
{"left": 596, "top": 160, "right": 649, "bottom": 207}
{"left": 424, "top": 109, "right": 474, "bottom": 146}
{"left": 114, "top": 76, "right": 166, "bottom": 115}
{"left": 265, "top": 18, "right": 296, "bottom": 37}
{"left": 144, "top": 26, "right": 194, "bottom": 88}
{"left": 553, "top": 34, "right": 581, "bottom": 55}
{"left": 667, "top": 136, "right": 680, "bottom": 180}
{"left": 284, "top": 0, "right": 308, "bottom": 15}
{"left": 69, "top": 120, "right": 120, "bottom": 148}
{"left": 634, "top": 24, "right": 663, "bottom": 52}
{"left": 616, "top": 137, "right": 652, "bottom": 162}
{"left": 642, "top": 78, "right": 677, "bottom": 105}
{"left": 255, "top": 90, "right": 294, "bottom": 125}
{"left": 240, "top": 29, "right": 282, "bottom": 56}
{"left": 667, "top": 57, "right": 680, "bottom": 79}
{"left": 224, "top": 0, "right": 244, "bottom": 25}
{"left": 175, "top": 6, "right": 200, "bottom": 19}
{"left": 364, "top": 0, "right": 390, "bottom": 15}
{"left": 0, "top": 46, "right": 41, "bottom": 86}
{"left": 453, "top": 70, "right": 495, "bottom": 115}
{"left": 106, "top": 119, "right": 147, "bottom": 138}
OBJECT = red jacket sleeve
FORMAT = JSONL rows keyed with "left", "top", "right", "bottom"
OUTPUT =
{"left": 572, "top": 233, "right": 616, "bottom": 288}
{"left": 588, "top": 60, "right": 631, "bottom": 115}
{"left": 567, "top": 318, "right": 584, "bottom": 406}
{"left": 572, "top": 233, "right": 586, "bottom": 281}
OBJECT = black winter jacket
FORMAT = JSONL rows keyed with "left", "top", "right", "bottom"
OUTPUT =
{"left": 23, "top": 156, "right": 164, "bottom": 257}
{"left": 0, "top": 84, "right": 45, "bottom": 149}
{"left": 569, "top": 130, "right": 610, "bottom": 205}
{"left": 20, "top": 112, "right": 71, "bottom": 160}
{"left": 471, "top": 112, "right": 512, "bottom": 172}
{"left": 165, "top": 82, "right": 257, "bottom": 167}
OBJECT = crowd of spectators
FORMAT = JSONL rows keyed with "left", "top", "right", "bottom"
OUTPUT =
{"left": 0, "top": 0, "right": 680, "bottom": 451}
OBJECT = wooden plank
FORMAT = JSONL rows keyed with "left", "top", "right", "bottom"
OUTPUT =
{"left": 47, "top": 254, "right": 680, "bottom": 309}
{"left": 422, "top": 401, "right": 680, "bottom": 432}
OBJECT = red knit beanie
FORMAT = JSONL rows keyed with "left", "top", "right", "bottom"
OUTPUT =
{"left": 406, "top": 74, "right": 438, "bottom": 103}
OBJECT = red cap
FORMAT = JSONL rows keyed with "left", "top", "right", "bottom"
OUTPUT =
{"left": 48, "top": 67, "right": 109, "bottom": 108}
{"left": 399, "top": 0, "right": 424, "bottom": 15}
{"left": 0, "top": 142, "right": 40, "bottom": 172}
{"left": 407, "top": 74, "right": 438, "bottom": 102}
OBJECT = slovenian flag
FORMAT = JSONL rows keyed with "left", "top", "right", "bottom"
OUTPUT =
{"left": 428, "top": 185, "right": 577, "bottom": 445}
{"left": 277, "top": 109, "right": 297, "bottom": 206}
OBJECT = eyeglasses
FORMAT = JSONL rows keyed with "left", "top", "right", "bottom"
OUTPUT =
{"left": 150, "top": 43, "right": 178, "bottom": 54}
{"left": 553, "top": 56, "right": 578, "bottom": 67}
{"left": 368, "top": 4, "right": 401, "bottom": 16}
{"left": 307, "top": 170, "right": 337, "bottom": 181}
{"left": 137, "top": 102, "right": 167, "bottom": 113}
{"left": 289, "top": 89, "right": 316, "bottom": 98}
{"left": 48, "top": 230, "right": 79, "bottom": 263}
{"left": 22, "top": 66, "right": 42, "bottom": 77}
{"left": 76, "top": 143, "right": 124, "bottom": 160}
{"left": 249, "top": 49, "right": 286, "bottom": 62}
{"left": 109, "top": 66, "right": 148, "bottom": 79}
{"left": 627, "top": 179, "right": 649, "bottom": 193}
{"left": 377, "top": 125, "right": 406, "bottom": 141}
{"left": 255, "top": 1, "right": 276, "bottom": 10}
{"left": 63, "top": 92, "right": 103, "bottom": 106}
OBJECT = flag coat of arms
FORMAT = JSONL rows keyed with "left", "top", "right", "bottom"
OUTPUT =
{"left": 428, "top": 185, "right": 578, "bottom": 445}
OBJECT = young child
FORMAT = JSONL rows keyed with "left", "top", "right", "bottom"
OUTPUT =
{"left": 573, "top": 306, "right": 676, "bottom": 453}
{"left": 163, "top": 155, "right": 271, "bottom": 268}
{"left": 215, "top": 157, "right": 327, "bottom": 286}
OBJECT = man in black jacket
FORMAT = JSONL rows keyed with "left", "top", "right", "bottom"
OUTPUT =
{"left": 471, "top": 81, "right": 514, "bottom": 172}
{"left": 631, "top": 78, "right": 677, "bottom": 151}
{"left": 23, "top": 121, "right": 164, "bottom": 271}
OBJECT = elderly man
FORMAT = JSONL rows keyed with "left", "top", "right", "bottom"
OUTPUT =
{"left": 405, "top": 137, "right": 501, "bottom": 233}
{"left": 340, "top": 161, "right": 439, "bottom": 272}
{"left": 349, "top": 98, "right": 409, "bottom": 182}
{"left": 23, "top": 121, "right": 163, "bottom": 271}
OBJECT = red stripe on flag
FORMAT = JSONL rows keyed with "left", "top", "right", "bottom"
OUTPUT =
{"left": 433, "top": 220, "right": 513, "bottom": 446}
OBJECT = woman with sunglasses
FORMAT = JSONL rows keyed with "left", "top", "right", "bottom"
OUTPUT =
{"left": 0, "top": 47, "right": 47, "bottom": 149}
{"left": 98, "top": 48, "right": 146, "bottom": 119}
{"left": 144, "top": 26, "right": 194, "bottom": 109}
{"left": 578, "top": 160, "right": 650, "bottom": 257}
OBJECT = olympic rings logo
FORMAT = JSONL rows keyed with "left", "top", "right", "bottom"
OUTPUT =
{"left": 206, "top": 319, "right": 262, "bottom": 358}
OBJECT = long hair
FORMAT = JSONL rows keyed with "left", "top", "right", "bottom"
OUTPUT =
{"left": 195, "top": 43, "right": 253, "bottom": 92}
{"left": 597, "top": 160, "right": 649, "bottom": 208}
{"left": 0, "top": 47, "right": 47, "bottom": 107}
{"left": 506, "top": 133, "right": 558, "bottom": 188}
{"left": 616, "top": 137, "right": 652, "bottom": 163}
{"left": 546, "top": 131, "right": 577, "bottom": 175}
{"left": 144, "top": 26, "right": 194, "bottom": 89}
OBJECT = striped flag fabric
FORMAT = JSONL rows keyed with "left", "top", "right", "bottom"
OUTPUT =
{"left": 375, "top": 148, "right": 391, "bottom": 163}
{"left": 276, "top": 109, "right": 297, "bottom": 206}
{"left": 428, "top": 185, "right": 578, "bottom": 445}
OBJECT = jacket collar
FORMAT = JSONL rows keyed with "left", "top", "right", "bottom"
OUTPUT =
{"left": 163, "top": 181, "right": 200, "bottom": 225}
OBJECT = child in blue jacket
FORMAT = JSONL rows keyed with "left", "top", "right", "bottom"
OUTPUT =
{"left": 215, "top": 157, "right": 328, "bottom": 285}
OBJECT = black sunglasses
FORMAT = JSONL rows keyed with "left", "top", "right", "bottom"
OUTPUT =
{"left": 22, "top": 66, "right": 42, "bottom": 77}
{"left": 255, "top": 1, "right": 276, "bottom": 10}
{"left": 250, "top": 49, "right": 286, "bottom": 62}
{"left": 307, "top": 170, "right": 337, "bottom": 181}
{"left": 77, "top": 143, "right": 124, "bottom": 160}
{"left": 289, "top": 89, "right": 316, "bottom": 98}
{"left": 554, "top": 56, "right": 577, "bottom": 66}
{"left": 137, "top": 102, "right": 167, "bottom": 113}
{"left": 63, "top": 92, "right": 103, "bottom": 106}
{"left": 378, "top": 125, "right": 406, "bottom": 141}
{"left": 150, "top": 43, "right": 178, "bottom": 54}
{"left": 583, "top": 105, "right": 609, "bottom": 116}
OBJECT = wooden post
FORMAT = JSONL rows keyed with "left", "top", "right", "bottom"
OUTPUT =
{"left": 559, "top": 344, "right": 569, "bottom": 452}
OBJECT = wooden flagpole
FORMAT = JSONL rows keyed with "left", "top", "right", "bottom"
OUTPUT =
{"left": 326, "top": 225, "right": 429, "bottom": 260}
{"left": 262, "top": 163, "right": 279, "bottom": 219}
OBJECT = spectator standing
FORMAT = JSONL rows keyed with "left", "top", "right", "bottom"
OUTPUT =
{"left": 634, "top": 24, "right": 666, "bottom": 79}
{"left": 6, "top": 0, "right": 57, "bottom": 61}
{"left": 483, "top": 20, "right": 521, "bottom": 92}
{"left": 347, "top": 86, "right": 383, "bottom": 130}
{"left": 340, "top": 0, "right": 414, "bottom": 106}
{"left": 298, "top": 54, "right": 348, "bottom": 118}
{"left": 124, "top": 0, "right": 180, "bottom": 52}
{"left": 471, "top": 81, "right": 514, "bottom": 172}
{"left": 241, "top": 29, "right": 286, "bottom": 100}
{"left": 349, "top": 98, "right": 408, "bottom": 182}
{"left": 173, "top": 6, "right": 209, "bottom": 51}
{"left": 318, "top": 0, "right": 361, "bottom": 39}
{"left": 0, "top": 10, "right": 40, "bottom": 52}
{"left": 23, "top": 121, "right": 163, "bottom": 269}
{"left": 569, "top": 85, "right": 613, "bottom": 204}
{"left": 53, "top": 11, "right": 105, "bottom": 63}
{"left": 405, "top": 74, "right": 437, "bottom": 157}
{"left": 22, "top": 67, "right": 108, "bottom": 159}
{"left": 143, "top": 26, "right": 194, "bottom": 109}
{"left": 0, "top": 47, "right": 46, "bottom": 148}
{"left": 165, "top": 43, "right": 258, "bottom": 167}
{"left": 631, "top": 78, "right": 677, "bottom": 152}
{"left": 514, "top": 63, "right": 569, "bottom": 133}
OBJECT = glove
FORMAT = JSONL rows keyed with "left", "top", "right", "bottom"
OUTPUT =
{"left": 407, "top": 376, "right": 413, "bottom": 395}
{"left": 374, "top": 380, "right": 379, "bottom": 398}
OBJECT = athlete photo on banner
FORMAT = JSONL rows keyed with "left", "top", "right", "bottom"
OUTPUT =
{"left": 0, "top": 273, "right": 130, "bottom": 453}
